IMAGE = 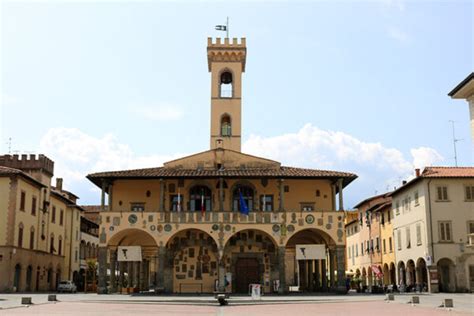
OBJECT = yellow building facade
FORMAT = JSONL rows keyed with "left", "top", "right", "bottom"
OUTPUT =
{"left": 87, "top": 37, "right": 357, "bottom": 294}
{"left": 0, "top": 155, "right": 83, "bottom": 292}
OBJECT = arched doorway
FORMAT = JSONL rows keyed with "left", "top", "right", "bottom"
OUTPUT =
{"left": 285, "top": 228, "right": 337, "bottom": 293}
{"left": 13, "top": 264, "right": 21, "bottom": 292}
{"left": 47, "top": 266, "right": 54, "bottom": 291}
{"left": 35, "top": 267, "right": 40, "bottom": 291}
{"left": 107, "top": 228, "right": 159, "bottom": 293}
{"left": 389, "top": 262, "right": 396, "bottom": 285}
{"left": 56, "top": 266, "right": 62, "bottom": 290}
{"left": 361, "top": 267, "right": 367, "bottom": 287}
{"left": 438, "top": 258, "right": 456, "bottom": 292}
{"left": 26, "top": 265, "right": 33, "bottom": 292}
{"left": 416, "top": 258, "right": 428, "bottom": 292}
{"left": 383, "top": 264, "right": 390, "bottom": 285}
{"left": 166, "top": 229, "right": 219, "bottom": 294}
{"left": 398, "top": 261, "right": 406, "bottom": 286}
{"left": 224, "top": 229, "right": 278, "bottom": 294}
{"left": 367, "top": 266, "right": 373, "bottom": 287}
{"left": 406, "top": 260, "right": 416, "bottom": 289}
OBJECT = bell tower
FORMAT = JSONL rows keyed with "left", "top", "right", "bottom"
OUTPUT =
{"left": 207, "top": 37, "right": 247, "bottom": 152}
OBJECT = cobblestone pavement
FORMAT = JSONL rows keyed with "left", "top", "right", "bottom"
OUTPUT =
{"left": 0, "top": 293, "right": 472, "bottom": 315}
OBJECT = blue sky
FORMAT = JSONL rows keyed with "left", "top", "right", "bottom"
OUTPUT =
{"left": 1, "top": 0, "right": 473, "bottom": 207}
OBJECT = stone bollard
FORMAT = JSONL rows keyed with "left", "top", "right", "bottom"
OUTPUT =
{"left": 48, "top": 294, "right": 57, "bottom": 301}
{"left": 411, "top": 296, "right": 420, "bottom": 304}
{"left": 21, "top": 297, "right": 32, "bottom": 305}
{"left": 386, "top": 294, "right": 395, "bottom": 301}
{"left": 444, "top": 299, "right": 454, "bottom": 308}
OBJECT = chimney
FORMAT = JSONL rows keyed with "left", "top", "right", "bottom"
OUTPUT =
{"left": 402, "top": 180, "right": 407, "bottom": 185}
{"left": 56, "top": 178, "right": 63, "bottom": 191}
{"left": 415, "top": 168, "right": 420, "bottom": 177}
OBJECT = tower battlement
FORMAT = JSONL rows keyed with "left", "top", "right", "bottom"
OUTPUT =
{"left": 0, "top": 154, "right": 54, "bottom": 176}
{"left": 207, "top": 37, "right": 246, "bottom": 48}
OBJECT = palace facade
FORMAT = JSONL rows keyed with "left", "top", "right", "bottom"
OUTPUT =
{"left": 87, "top": 37, "right": 357, "bottom": 294}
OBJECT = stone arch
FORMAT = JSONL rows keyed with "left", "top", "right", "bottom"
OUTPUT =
{"left": 223, "top": 227, "right": 278, "bottom": 249}
{"left": 406, "top": 259, "right": 416, "bottom": 287}
{"left": 218, "top": 68, "right": 234, "bottom": 98}
{"left": 389, "top": 262, "right": 396, "bottom": 285}
{"left": 166, "top": 229, "right": 219, "bottom": 293}
{"left": 367, "top": 266, "right": 373, "bottom": 287}
{"left": 13, "top": 263, "right": 21, "bottom": 292}
{"left": 383, "top": 263, "right": 390, "bottom": 285}
{"left": 416, "top": 257, "right": 428, "bottom": 291}
{"left": 286, "top": 227, "right": 337, "bottom": 247}
{"left": 26, "top": 265, "right": 33, "bottom": 292}
{"left": 361, "top": 267, "right": 367, "bottom": 286}
{"left": 108, "top": 228, "right": 157, "bottom": 248}
{"left": 397, "top": 261, "right": 406, "bottom": 285}
{"left": 220, "top": 113, "right": 232, "bottom": 137}
{"left": 437, "top": 257, "right": 456, "bottom": 292}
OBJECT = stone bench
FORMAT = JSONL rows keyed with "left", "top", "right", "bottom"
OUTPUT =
{"left": 21, "top": 297, "right": 32, "bottom": 305}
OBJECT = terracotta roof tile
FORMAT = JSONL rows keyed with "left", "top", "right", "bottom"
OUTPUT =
{"left": 421, "top": 166, "right": 474, "bottom": 178}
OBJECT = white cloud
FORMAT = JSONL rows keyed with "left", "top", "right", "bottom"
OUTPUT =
{"left": 380, "top": 0, "right": 406, "bottom": 12}
{"left": 37, "top": 124, "right": 444, "bottom": 207}
{"left": 243, "top": 124, "right": 444, "bottom": 206}
{"left": 39, "top": 127, "right": 184, "bottom": 203}
{"left": 129, "top": 104, "right": 183, "bottom": 121}
{"left": 387, "top": 26, "right": 410, "bottom": 43}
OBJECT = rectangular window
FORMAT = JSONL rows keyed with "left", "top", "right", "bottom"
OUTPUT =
{"left": 376, "top": 237, "right": 380, "bottom": 252}
{"left": 388, "top": 210, "right": 392, "bottom": 223}
{"left": 59, "top": 209, "right": 64, "bottom": 226}
{"left": 261, "top": 195, "right": 274, "bottom": 212}
{"left": 356, "top": 244, "right": 358, "bottom": 257}
{"left": 407, "top": 196, "right": 411, "bottom": 210}
{"left": 389, "top": 237, "right": 393, "bottom": 252}
{"left": 20, "top": 191, "right": 26, "bottom": 211}
{"left": 406, "top": 227, "right": 411, "bottom": 248}
{"left": 18, "top": 226, "right": 23, "bottom": 248}
{"left": 397, "top": 230, "right": 402, "bottom": 250}
{"left": 348, "top": 246, "right": 351, "bottom": 258}
{"left": 75, "top": 250, "right": 78, "bottom": 262}
{"left": 51, "top": 206, "right": 56, "bottom": 223}
{"left": 50, "top": 236, "right": 54, "bottom": 253}
{"left": 31, "top": 196, "right": 37, "bottom": 215}
{"left": 169, "top": 195, "right": 183, "bottom": 212}
{"left": 439, "top": 221, "right": 452, "bottom": 242}
{"left": 383, "top": 238, "right": 386, "bottom": 253}
{"left": 131, "top": 203, "right": 145, "bottom": 212}
{"left": 58, "top": 239, "right": 62, "bottom": 256}
{"left": 469, "top": 222, "right": 474, "bottom": 234}
{"left": 465, "top": 186, "right": 474, "bottom": 201}
{"left": 361, "top": 242, "right": 364, "bottom": 255}
{"left": 414, "top": 191, "right": 419, "bottom": 205}
{"left": 351, "top": 245, "right": 354, "bottom": 259}
{"left": 29, "top": 230, "right": 35, "bottom": 249}
{"left": 366, "top": 240, "right": 370, "bottom": 254}
{"left": 416, "top": 223, "right": 422, "bottom": 246}
{"left": 437, "top": 186, "right": 448, "bottom": 201}
{"left": 395, "top": 201, "right": 400, "bottom": 215}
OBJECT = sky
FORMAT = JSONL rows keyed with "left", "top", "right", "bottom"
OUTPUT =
{"left": 1, "top": 0, "right": 473, "bottom": 208}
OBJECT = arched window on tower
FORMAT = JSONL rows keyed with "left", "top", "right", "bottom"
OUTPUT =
{"left": 221, "top": 114, "right": 231, "bottom": 136}
{"left": 220, "top": 71, "right": 233, "bottom": 98}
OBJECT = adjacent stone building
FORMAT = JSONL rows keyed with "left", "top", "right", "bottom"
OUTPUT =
{"left": 391, "top": 167, "right": 474, "bottom": 293}
{"left": 0, "top": 155, "right": 83, "bottom": 292}
{"left": 87, "top": 37, "right": 357, "bottom": 295}
{"left": 449, "top": 72, "right": 474, "bottom": 141}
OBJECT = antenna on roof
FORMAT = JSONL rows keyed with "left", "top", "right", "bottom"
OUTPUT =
{"left": 5, "top": 137, "right": 12, "bottom": 154}
{"left": 449, "top": 120, "right": 462, "bottom": 167}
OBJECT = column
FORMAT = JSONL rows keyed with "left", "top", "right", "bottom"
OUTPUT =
{"left": 163, "top": 249, "right": 173, "bottom": 292}
{"left": 97, "top": 247, "right": 108, "bottom": 294}
{"left": 159, "top": 179, "right": 165, "bottom": 212}
{"left": 321, "top": 259, "right": 328, "bottom": 291}
{"left": 218, "top": 259, "right": 226, "bottom": 292}
{"left": 157, "top": 247, "right": 165, "bottom": 290}
{"left": 140, "top": 260, "right": 146, "bottom": 291}
{"left": 219, "top": 177, "right": 224, "bottom": 211}
{"left": 110, "top": 250, "right": 117, "bottom": 293}
{"left": 338, "top": 178, "right": 344, "bottom": 211}
{"left": 107, "top": 182, "right": 113, "bottom": 211}
{"left": 314, "top": 260, "right": 321, "bottom": 292}
{"left": 135, "top": 261, "right": 140, "bottom": 288}
{"left": 329, "top": 248, "right": 336, "bottom": 290}
{"left": 278, "top": 246, "right": 286, "bottom": 293}
{"left": 335, "top": 245, "right": 347, "bottom": 293}
{"left": 307, "top": 260, "right": 313, "bottom": 292}
{"left": 128, "top": 261, "right": 134, "bottom": 290}
{"left": 278, "top": 179, "right": 284, "bottom": 212}
{"left": 118, "top": 262, "right": 124, "bottom": 293}
{"left": 101, "top": 182, "right": 106, "bottom": 211}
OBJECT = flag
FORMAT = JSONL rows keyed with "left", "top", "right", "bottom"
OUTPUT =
{"left": 371, "top": 264, "right": 383, "bottom": 279}
{"left": 177, "top": 189, "right": 181, "bottom": 212}
{"left": 215, "top": 25, "right": 227, "bottom": 31}
{"left": 239, "top": 190, "right": 249, "bottom": 215}
{"left": 201, "top": 189, "right": 205, "bottom": 215}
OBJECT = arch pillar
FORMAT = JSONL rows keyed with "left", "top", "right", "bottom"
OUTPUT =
{"left": 335, "top": 245, "right": 347, "bottom": 293}
{"left": 98, "top": 247, "right": 108, "bottom": 294}
{"left": 277, "top": 246, "right": 286, "bottom": 293}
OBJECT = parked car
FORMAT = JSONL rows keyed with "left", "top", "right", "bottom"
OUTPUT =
{"left": 57, "top": 280, "right": 77, "bottom": 293}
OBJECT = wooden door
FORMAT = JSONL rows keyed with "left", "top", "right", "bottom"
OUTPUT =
{"left": 235, "top": 258, "right": 260, "bottom": 293}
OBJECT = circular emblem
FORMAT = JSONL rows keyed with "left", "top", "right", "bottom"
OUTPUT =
{"left": 164, "top": 224, "right": 172, "bottom": 232}
{"left": 326, "top": 223, "right": 332, "bottom": 230}
{"left": 202, "top": 254, "right": 211, "bottom": 263}
{"left": 287, "top": 225, "right": 295, "bottom": 233}
{"left": 272, "top": 224, "right": 280, "bottom": 232}
{"left": 212, "top": 224, "right": 219, "bottom": 231}
{"left": 150, "top": 225, "right": 156, "bottom": 231}
{"left": 109, "top": 226, "right": 114, "bottom": 232}
{"left": 157, "top": 225, "right": 163, "bottom": 233}
{"left": 337, "top": 229, "right": 343, "bottom": 238}
{"left": 128, "top": 214, "right": 137, "bottom": 224}
{"left": 225, "top": 225, "right": 231, "bottom": 232}
{"left": 305, "top": 215, "right": 315, "bottom": 224}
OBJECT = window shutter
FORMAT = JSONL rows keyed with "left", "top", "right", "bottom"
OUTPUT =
{"left": 416, "top": 224, "right": 422, "bottom": 245}
{"left": 440, "top": 222, "right": 446, "bottom": 241}
{"left": 443, "top": 187, "right": 448, "bottom": 200}
{"left": 446, "top": 223, "right": 451, "bottom": 241}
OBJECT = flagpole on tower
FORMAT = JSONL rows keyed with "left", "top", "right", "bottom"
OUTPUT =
{"left": 226, "top": 16, "right": 229, "bottom": 38}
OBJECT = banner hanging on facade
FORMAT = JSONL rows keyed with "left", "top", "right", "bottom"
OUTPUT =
{"left": 117, "top": 246, "right": 142, "bottom": 262}
{"left": 295, "top": 244, "right": 326, "bottom": 260}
